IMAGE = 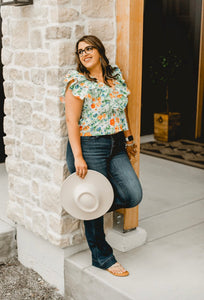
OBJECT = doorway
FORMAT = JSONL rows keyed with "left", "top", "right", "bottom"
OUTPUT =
{"left": 141, "top": 0, "right": 202, "bottom": 139}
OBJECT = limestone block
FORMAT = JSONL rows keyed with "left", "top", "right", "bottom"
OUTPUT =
{"left": 15, "top": 52, "right": 36, "bottom": 68}
{"left": 7, "top": 201, "right": 24, "bottom": 226}
{"left": 4, "top": 99, "right": 12, "bottom": 116}
{"left": 2, "top": 48, "right": 13, "bottom": 65}
{"left": 21, "top": 144, "right": 35, "bottom": 163}
{"left": 32, "top": 165, "right": 52, "bottom": 182}
{"left": 54, "top": 7, "right": 79, "bottom": 23}
{"left": 21, "top": 162, "right": 32, "bottom": 179}
{"left": 35, "top": 155, "right": 51, "bottom": 168}
{"left": 2, "top": 67, "right": 9, "bottom": 81}
{"left": 51, "top": 118, "right": 67, "bottom": 137}
{"left": 10, "top": 20, "right": 29, "bottom": 49}
{"left": 2, "top": 37, "right": 10, "bottom": 48}
{"left": 47, "top": 88, "right": 61, "bottom": 98}
{"left": 45, "top": 98, "right": 64, "bottom": 117}
{"left": 50, "top": 42, "right": 75, "bottom": 67}
{"left": 22, "top": 129, "right": 43, "bottom": 146}
{"left": 24, "top": 71, "right": 30, "bottom": 81}
{"left": 75, "top": 25, "right": 85, "bottom": 39}
{"left": 35, "top": 86, "right": 46, "bottom": 101}
{"left": 40, "top": 184, "right": 62, "bottom": 214}
{"left": 5, "top": 145, "right": 13, "bottom": 156}
{"left": 52, "top": 161, "right": 69, "bottom": 186}
{"left": 5, "top": 157, "right": 22, "bottom": 177}
{"left": 46, "top": 68, "right": 59, "bottom": 86}
{"left": 46, "top": 26, "right": 72, "bottom": 39}
{"left": 13, "top": 101, "right": 32, "bottom": 125}
{"left": 32, "top": 210, "right": 48, "bottom": 240}
{"left": 32, "top": 113, "right": 50, "bottom": 131}
{"left": 15, "top": 83, "right": 35, "bottom": 100}
{"left": 3, "top": 117, "right": 14, "bottom": 136}
{"left": 88, "top": 20, "right": 114, "bottom": 41}
{"left": 33, "top": 101, "right": 44, "bottom": 112}
{"left": 6, "top": 68, "right": 23, "bottom": 81}
{"left": 81, "top": 0, "right": 114, "bottom": 18}
{"left": 57, "top": 0, "right": 71, "bottom": 3}
{"left": 3, "top": 81, "right": 13, "bottom": 98}
{"left": 48, "top": 215, "right": 79, "bottom": 235}
{"left": 0, "top": 6, "right": 11, "bottom": 19}
{"left": 32, "top": 180, "right": 39, "bottom": 196}
{"left": 69, "top": 228, "right": 85, "bottom": 246}
{"left": 3, "top": 137, "right": 15, "bottom": 148}
{"left": 104, "top": 42, "right": 116, "bottom": 64}
{"left": 37, "top": 52, "right": 50, "bottom": 67}
{"left": 30, "top": 30, "right": 42, "bottom": 49}
{"left": 13, "top": 177, "right": 31, "bottom": 198}
{"left": 45, "top": 136, "right": 67, "bottom": 160}
{"left": 2, "top": 18, "right": 10, "bottom": 36}
{"left": 31, "top": 69, "right": 45, "bottom": 86}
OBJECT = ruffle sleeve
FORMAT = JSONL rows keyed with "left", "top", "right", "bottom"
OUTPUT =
{"left": 59, "top": 70, "right": 90, "bottom": 103}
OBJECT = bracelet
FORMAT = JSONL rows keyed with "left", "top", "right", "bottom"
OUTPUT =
{"left": 125, "top": 142, "right": 135, "bottom": 147}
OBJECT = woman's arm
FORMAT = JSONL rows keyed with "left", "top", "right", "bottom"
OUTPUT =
{"left": 65, "top": 88, "right": 88, "bottom": 178}
{"left": 124, "top": 107, "right": 137, "bottom": 160}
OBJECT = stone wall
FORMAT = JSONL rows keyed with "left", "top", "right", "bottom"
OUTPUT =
{"left": 1, "top": 0, "right": 116, "bottom": 248}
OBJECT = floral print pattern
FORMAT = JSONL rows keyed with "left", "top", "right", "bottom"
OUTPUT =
{"left": 60, "top": 65, "right": 130, "bottom": 136}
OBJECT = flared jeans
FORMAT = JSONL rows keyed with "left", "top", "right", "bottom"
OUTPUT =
{"left": 66, "top": 131, "right": 143, "bottom": 269}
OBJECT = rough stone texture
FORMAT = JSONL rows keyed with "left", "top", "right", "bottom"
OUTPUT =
{"left": 1, "top": 0, "right": 116, "bottom": 248}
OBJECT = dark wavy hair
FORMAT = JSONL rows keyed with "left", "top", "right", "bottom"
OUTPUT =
{"left": 75, "top": 35, "right": 118, "bottom": 87}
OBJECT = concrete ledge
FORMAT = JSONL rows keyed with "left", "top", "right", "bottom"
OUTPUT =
{"left": 0, "top": 220, "right": 16, "bottom": 264}
{"left": 17, "top": 225, "right": 88, "bottom": 295}
{"left": 106, "top": 227, "right": 147, "bottom": 252}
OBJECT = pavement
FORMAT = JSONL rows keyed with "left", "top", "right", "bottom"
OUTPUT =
{"left": 1, "top": 135, "right": 204, "bottom": 299}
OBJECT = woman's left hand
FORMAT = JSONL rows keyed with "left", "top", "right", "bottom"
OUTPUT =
{"left": 126, "top": 142, "right": 137, "bottom": 160}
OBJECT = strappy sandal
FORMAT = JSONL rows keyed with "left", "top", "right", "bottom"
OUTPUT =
{"left": 107, "top": 262, "right": 129, "bottom": 277}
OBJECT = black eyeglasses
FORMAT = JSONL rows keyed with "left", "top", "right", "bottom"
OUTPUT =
{"left": 76, "top": 46, "right": 95, "bottom": 57}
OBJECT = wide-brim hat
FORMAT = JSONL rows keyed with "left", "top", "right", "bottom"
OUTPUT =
{"left": 60, "top": 170, "right": 114, "bottom": 220}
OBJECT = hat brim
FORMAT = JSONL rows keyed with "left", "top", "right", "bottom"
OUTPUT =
{"left": 60, "top": 170, "right": 114, "bottom": 220}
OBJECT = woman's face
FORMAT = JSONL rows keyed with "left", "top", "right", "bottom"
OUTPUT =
{"left": 78, "top": 41, "right": 101, "bottom": 71}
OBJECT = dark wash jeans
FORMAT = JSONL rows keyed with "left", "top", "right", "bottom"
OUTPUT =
{"left": 66, "top": 131, "right": 143, "bottom": 269}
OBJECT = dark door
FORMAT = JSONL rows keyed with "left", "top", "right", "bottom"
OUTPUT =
{"left": 0, "top": 15, "right": 6, "bottom": 163}
{"left": 141, "top": 0, "right": 202, "bottom": 139}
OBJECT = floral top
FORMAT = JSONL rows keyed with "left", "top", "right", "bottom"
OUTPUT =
{"left": 60, "top": 65, "right": 130, "bottom": 136}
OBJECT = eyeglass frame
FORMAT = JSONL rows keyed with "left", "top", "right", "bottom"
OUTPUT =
{"left": 76, "top": 46, "right": 96, "bottom": 57}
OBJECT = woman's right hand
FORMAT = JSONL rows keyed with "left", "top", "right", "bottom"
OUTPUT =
{"left": 74, "top": 156, "right": 88, "bottom": 179}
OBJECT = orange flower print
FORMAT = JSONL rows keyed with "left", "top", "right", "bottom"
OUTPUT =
{"left": 115, "top": 126, "right": 119, "bottom": 132}
{"left": 110, "top": 119, "right": 115, "bottom": 126}
{"left": 88, "top": 94, "right": 92, "bottom": 98}
{"left": 91, "top": 104, "right": 95, "bottom": 108}
{"left": 102, "top": 113, "right": 106, "bottom": 118}
{"left": 98, "top": 115, "right": 103, "bottom": 120}
{"left": 80, "top": 82, "right": 85, "bottom": 86}
{"left": 83, "top": 126, "right": 90, "bottom": 131}
{"left": 79, "top": 126, "right": 83, "bottom": 130}
{"left": 120, "top": 124, "right": 123, "bottom": 130}
{"left": 117, "top": 94, "right": 123, "bottom": 98}
{"left": 84, "top": 132, "right": 91, "bottom": 136}
{"left": 116, "top": 117, "right": 119, "bottom": 123}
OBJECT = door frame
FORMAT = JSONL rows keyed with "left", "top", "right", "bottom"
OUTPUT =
{"left": 116, "top": 0, "right": 144, "bottom": 230}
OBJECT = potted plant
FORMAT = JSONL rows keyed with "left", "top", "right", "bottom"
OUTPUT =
{"left": 149, "top": 49, "right": 182, "bottom": 142}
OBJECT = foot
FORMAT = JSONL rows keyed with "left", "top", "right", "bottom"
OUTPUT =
{"left": 107, "top": 262, "right": 129, "bottom": 277}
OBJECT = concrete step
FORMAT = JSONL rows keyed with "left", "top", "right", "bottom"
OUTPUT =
{"left": 0, "top": 219, "right": 17, "bottom": 264}
{"left": 64, "top": 199, "right": 204, "bottom": 300}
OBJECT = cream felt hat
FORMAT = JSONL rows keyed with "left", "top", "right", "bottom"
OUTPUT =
{"left": 61, "top": 170, "right": 114, "bottom": 220}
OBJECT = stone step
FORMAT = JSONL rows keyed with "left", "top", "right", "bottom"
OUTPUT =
{"left": 0, "top": 219, "right": 17, "bottom": 264}
{"left": 64, "top": 199, "right": 204, "bottom": 300}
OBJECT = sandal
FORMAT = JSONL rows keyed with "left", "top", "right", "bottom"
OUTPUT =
{"left": 107, "top": 262, "right": 129, "bottom": 277}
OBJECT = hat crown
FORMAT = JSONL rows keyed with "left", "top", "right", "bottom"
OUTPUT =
{"left": 74, "top": 184, "right": 99, "bottom": 213}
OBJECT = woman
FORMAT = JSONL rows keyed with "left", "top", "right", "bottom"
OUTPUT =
{"left": 61, "top": 35, "right": 143, "bottom": 277}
